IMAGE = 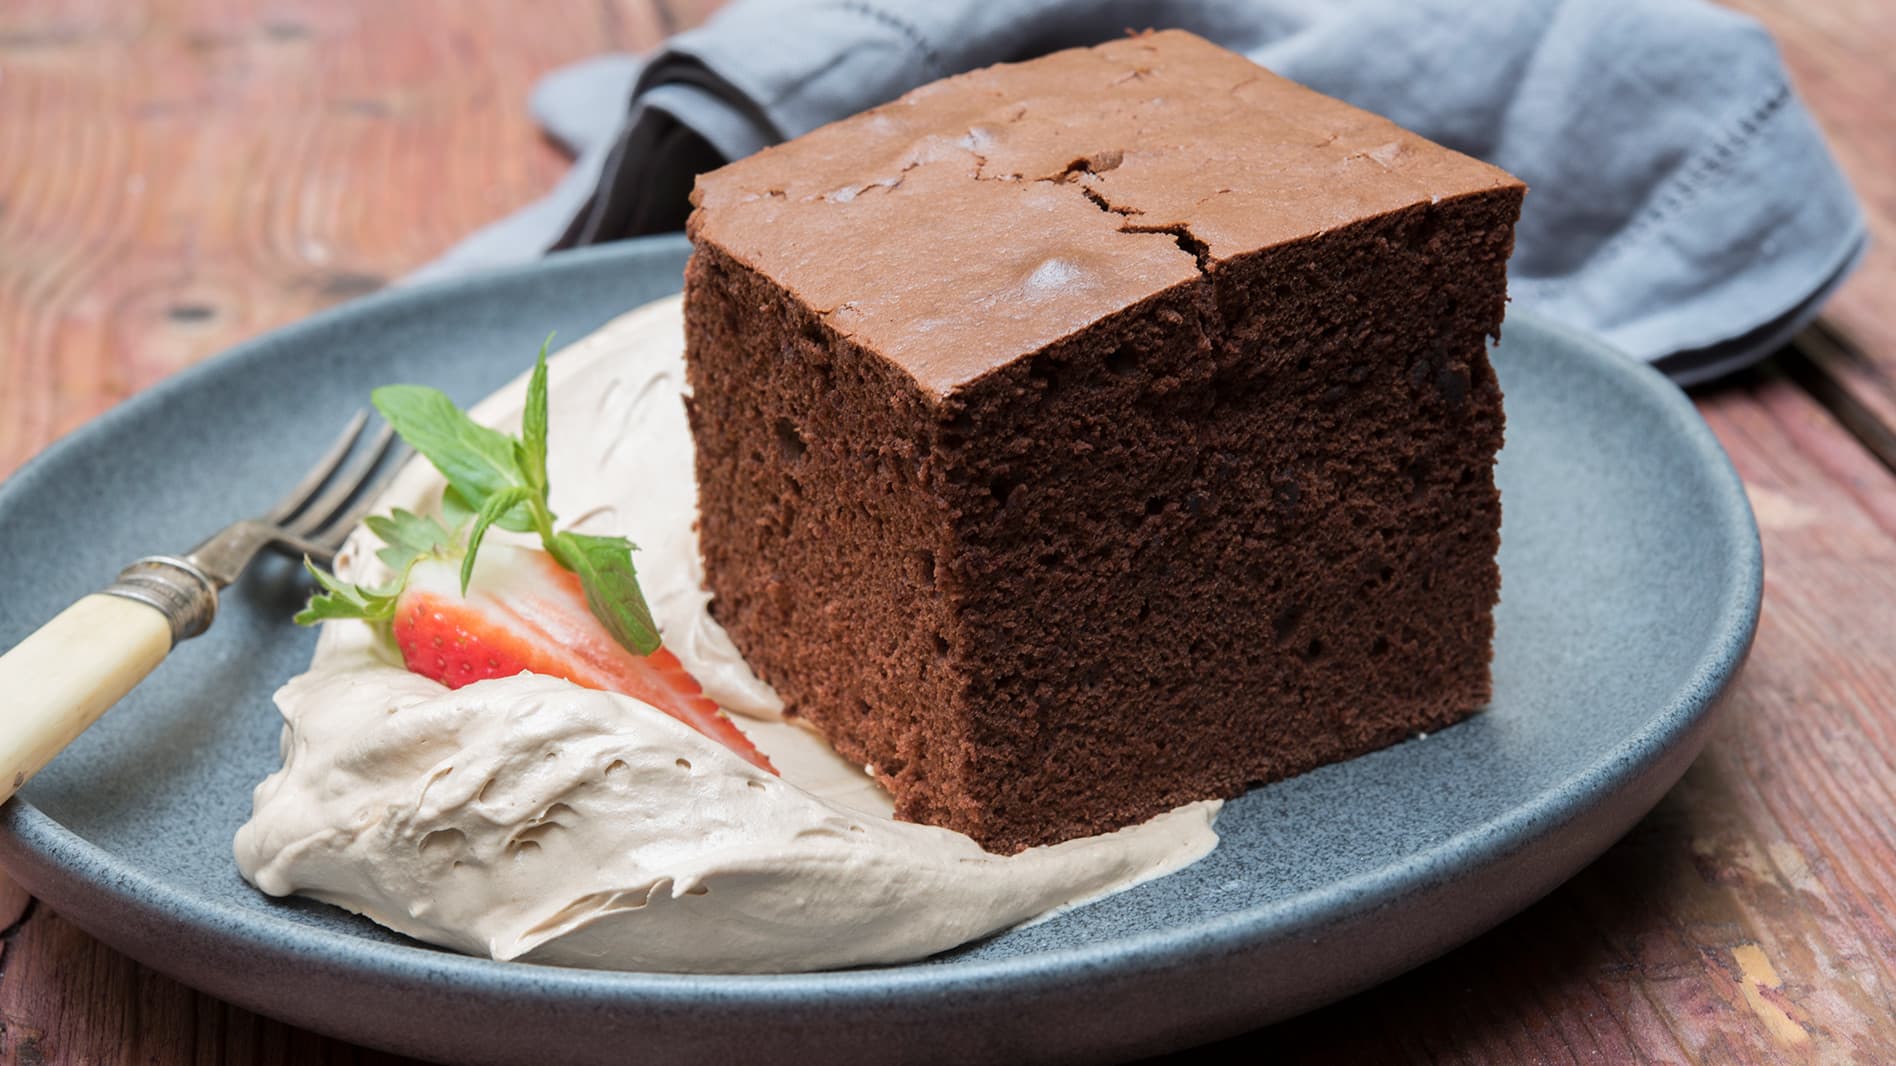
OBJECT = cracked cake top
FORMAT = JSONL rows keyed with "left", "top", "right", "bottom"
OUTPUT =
{"left": 687, "top": 29, "right": 1518, "bottom": 398}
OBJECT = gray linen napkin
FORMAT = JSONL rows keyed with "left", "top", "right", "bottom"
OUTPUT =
{"left": 415, "top": 0, "right": 1867, "bottom": 386}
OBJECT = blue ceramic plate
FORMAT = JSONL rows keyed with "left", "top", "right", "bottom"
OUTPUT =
{"left": 0, "top": 237, "right": 1759, "bottom": 1064}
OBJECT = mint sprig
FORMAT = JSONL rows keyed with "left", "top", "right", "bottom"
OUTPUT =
{"left": 296, "top": 337, "right": 664, "bottom": 656}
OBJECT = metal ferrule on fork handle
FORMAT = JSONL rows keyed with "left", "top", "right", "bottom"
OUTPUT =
{"left": 102, "top": 556, "right": 220, "bottom": 646}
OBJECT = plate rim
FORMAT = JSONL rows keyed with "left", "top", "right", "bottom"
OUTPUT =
{"left": 0, "top": 236, "right": 1763, "bottom": 1011}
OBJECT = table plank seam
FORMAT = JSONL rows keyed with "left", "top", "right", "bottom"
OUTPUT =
{"left": 1789, "top": 323, "right": 1896, "bottom": 474}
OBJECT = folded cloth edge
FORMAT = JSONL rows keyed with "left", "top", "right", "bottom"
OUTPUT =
{"left": 1510, "top": 70, "right": 1867, "bottom": 372}
{"left": 413, "top": 3, "right": 1870, "bottom": 386}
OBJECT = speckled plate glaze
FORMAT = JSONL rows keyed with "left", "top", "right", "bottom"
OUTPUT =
{"left": 0, "top": 236, "right": 1759, "bottom": 1065}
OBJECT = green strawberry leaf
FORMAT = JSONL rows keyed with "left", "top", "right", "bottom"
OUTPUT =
{"left": 293, "top": 557, "right": 400, "bottom": 625}
{"left": 462, "top": 486, "right": 533, "bottom": 594}
{"left": 372, "top": 384, "right": 529, "bottom": 507}
{"left": 365, "top": 508, "right": 457, "bottom": 573}
{"left": 551, "top": 530, "right": 661, "bottom": 656}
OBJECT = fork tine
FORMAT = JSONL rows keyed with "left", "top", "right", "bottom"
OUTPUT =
{"left": 308, "top": 444, "right": 415, "bottom": 552}
{"left": 284, "top": 424, "right": 397, "bottom": 538}
{"left": 261, "top": 411, "right": 368, "bottom": 525}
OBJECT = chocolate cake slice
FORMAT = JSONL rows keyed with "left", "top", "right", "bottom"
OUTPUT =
{"left": 683, "top": 30, "right": 1524, "bottom": 852}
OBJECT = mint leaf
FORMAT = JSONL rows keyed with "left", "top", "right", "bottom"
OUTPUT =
{"left": 519, "top": 335, "right": 553, "bottom": 498}
{"left": 440, "top": 485, "right": 476, "bottom": 532}
{"left": 551, "top": 531, "right": 660, "bottom": 655}
{"left": 440, "top": 482, "right": 537, "bottom": 535}
{"left": 372, "top": 385, "right": 528, "bottom": 507}
{"left": 492, "top": 498, "right": 540, "bottom": 535}
{"left": 294, "top": 558, "right": 400, "bottom": 625}
{"left": 365, "top": 508, "right": 456, "bottom": 573}
{"left": 313, "top": 338, "right": 667, "bottom": 659}
{"left": 462, "top": 486, "right": 532, "bottom": 594}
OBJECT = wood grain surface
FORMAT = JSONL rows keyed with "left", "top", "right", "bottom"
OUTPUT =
{"left": 1722, "top": 0, "right": 1896, "bottom": 475}
{"left": 2, "top": 2, "right": 1893, "bottom": 1064}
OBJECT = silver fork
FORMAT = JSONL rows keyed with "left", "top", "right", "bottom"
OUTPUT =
{"left": 0, "top": 413, "right": 406, "bottom": 803}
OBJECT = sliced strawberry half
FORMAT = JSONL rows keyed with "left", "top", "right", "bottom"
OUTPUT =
{"left": 391, "top": 543, "right": 774, "bottom": 772}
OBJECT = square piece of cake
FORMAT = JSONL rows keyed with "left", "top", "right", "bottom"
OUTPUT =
{"left": 683, "top": 30, "right": 1524, "bottom": 851}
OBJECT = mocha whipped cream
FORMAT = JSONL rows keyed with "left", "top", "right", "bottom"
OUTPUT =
{"left": 233, "top": 296, "right": 1219, "bottom": 973}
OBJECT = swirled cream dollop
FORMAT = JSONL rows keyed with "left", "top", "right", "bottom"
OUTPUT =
{"left": 234, "top": 296, "right": 1218, "bottom": 973}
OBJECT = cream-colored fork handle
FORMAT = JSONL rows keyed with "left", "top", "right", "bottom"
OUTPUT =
{"left": 0, "top": 594, "right": 172, "bottom": 804}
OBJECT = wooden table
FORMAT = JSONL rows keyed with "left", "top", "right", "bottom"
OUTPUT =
{"left": 2, "top": 2, "right": 1892, "bottom": 1062}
